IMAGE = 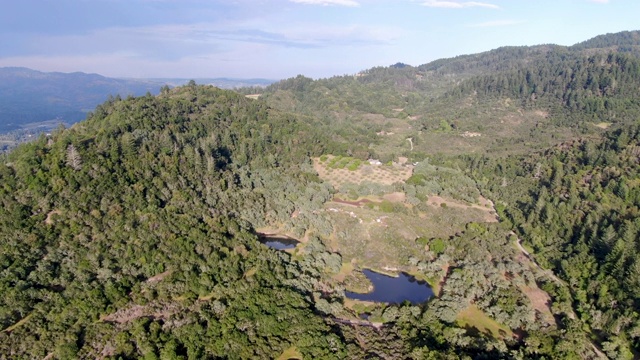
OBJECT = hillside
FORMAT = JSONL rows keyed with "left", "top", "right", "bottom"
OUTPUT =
{"left": 2, "top": 30, "right": 640, "bottom": 359}
{"left": 254, "top": 30, "right": 640, "bottom": 159}
{"left": 0, "top": 83, "right": 561, "bottom": 359}
{"left": 0, "top": 86, "right": 346, "bottom": 359}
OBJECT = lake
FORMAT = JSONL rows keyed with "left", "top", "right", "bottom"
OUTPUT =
{"left": 345, "top": 269, "right": 434, "bottom": 304}
{"left": 260, "top": 236, "right": 299, "bottom": 250}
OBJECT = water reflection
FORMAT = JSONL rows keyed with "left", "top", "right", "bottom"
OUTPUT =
{"left": 345, "top": 269, "right": 434, "bottom": 304}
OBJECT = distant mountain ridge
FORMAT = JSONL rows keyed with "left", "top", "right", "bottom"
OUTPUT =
{"left": 0, "top": 67, "right": 276, "bottom": 133}
{"left": 0, "top": 67, "right": 164, "bottom": 133}
{"left": 150, "top": 77, "right": 275, "bottom": 89}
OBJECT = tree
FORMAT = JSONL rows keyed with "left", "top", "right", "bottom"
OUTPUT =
{"left": 66, "top": 144, "right": 82, "bottom": 170}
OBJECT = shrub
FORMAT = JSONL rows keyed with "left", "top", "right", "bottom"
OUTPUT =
{"left": 415, "top": 237, "right": 429, "bottom": 246}
{"left": 379, "top": 200, "right": 395, "bottom": 213}
{"left": 430, "top": 238, "right": 446, "bottom": 255}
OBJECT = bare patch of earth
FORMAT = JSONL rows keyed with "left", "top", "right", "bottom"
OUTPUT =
{"left": 146, "top": 270, "right": 172, "bottom": 283}
{"left": 383, "top": 192, "right": 405, "bottom": 203}
{"left": 45, "top": 210, "right": 61, "bottom": 225}
{"left": 534, "top": 110, "right": 549, "bottom": 118}
{"left": 522, "top": 286, "right": 555, "bottom": 324}
{"left": 428, "top": 195, "right": 498, "bottom": 223}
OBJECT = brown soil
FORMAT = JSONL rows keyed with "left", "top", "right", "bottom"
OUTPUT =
{"left": 44, "top": 210, "right": 61, "bottom": 225}
{"left": 522, "top": 286, "right": 555, "bottom": 324}
{"left": 428, "top": 195, "right": 498, "bottom": 223}
{"left": 146, "top": 270, "right": 172, "bottom": 283}
{"left": 382, "top": 192, "right": 405, "bottom": 203}
{"left": 534, "top": 110, "right": 549, "bottom": 118}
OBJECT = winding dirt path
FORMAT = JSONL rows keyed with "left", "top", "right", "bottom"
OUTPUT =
{"left": 512, "top": 234, "right": 563, "bottom": 285}
{"left": 331, "top": 317, "right": 384, "bottom": 330}
{"left": 512, "top": 234, "right": 609, "bottom": 359}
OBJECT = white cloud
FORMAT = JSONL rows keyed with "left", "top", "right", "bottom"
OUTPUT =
{"left": 467, "top": 20, "right": 524, "bottom": 28}
{"left": 589, "top": 0, "right": 609, "bottom": 3}
{"left": 421, "top": 0, "right": 499, "bottom": 9}
{"left": 289, "top": 0, "right": 360, "bottom": 6}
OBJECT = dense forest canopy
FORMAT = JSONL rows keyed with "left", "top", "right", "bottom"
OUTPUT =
{"left": 2, "top": 30, "right": 640, "bottom": 359}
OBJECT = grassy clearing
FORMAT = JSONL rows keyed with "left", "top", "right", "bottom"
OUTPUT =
{"left": 333, "top": 261, "right": 355, "bottom": 282}
{"left": 325, "top": 197, "right": 490, "bottom": 273}
{"left": 343, "top": 298, "right": 378, "bottom": 311}
{"left": 243, "top": 267, "right": 258, "bottom": 278}
{"left": 276, "top": 346, "right": 303, "bottom": 360}
{"left": 456, "top": 305, "right": 512, "bottom": 339}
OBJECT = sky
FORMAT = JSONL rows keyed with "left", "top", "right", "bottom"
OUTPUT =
{"left": 0, "top": 0, "right": 638, "bottom": 80}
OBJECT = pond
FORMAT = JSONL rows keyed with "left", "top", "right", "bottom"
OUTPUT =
{"left": 345, "top": 269, "right": 434, "bottom": 305}
{"left": 259, "top": 236, "right": 299, "bottom": 250}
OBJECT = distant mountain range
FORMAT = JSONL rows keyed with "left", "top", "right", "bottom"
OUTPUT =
{"left": 0, "top": 67, "right": 276, "bottom": 133}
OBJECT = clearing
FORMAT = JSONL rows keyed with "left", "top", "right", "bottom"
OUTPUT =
{"left": 313, "top": 155, "right": 413, "bottom": 188}
{"left": 427, "top": 195, "right": 498, "bottom": 223}
{"left": 276, "top": 346, "right": 302, "bottom": 360}
{"left": 456, "top": 305, "right": 513, "bottom": 339}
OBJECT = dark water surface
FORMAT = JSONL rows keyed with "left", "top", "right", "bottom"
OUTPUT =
{"left": 260, "top": 237, "right": 299, "bottom": 250}
{"left": 345, "top": 269, "right": 434, "bottom": 304}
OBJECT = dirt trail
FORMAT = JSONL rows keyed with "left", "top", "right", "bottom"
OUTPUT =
{"left": 511, "top": 234, "right": 611, "bottom": 358}
{"left": 512, "top": 234, "right": 563, "bottom": 285}
{"left": 331, "top": 317, "right": 384, "bottom": 330}
{"left": 44, "top": 210, "right": 61, "bottom": 225}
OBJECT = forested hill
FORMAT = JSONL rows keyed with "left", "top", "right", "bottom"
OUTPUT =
{"left": 468, "top": 122, "right": 640, "bottom": 359}
{"left": 0, "top": 86, "right": 347, "bottom": 358}
{"left": 0, "top": 83, "right": 577, "bottom": 359}
{"left": 249, "top": 30, "right": 640, "bottom": 158}
{"left": 258, "top": 31, "right": 640, "bottom": 120}
{"left": 571, "top": 30, "right": 640, "bottom": 53}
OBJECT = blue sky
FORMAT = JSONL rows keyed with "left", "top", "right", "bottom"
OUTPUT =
{"left": 0, "top": 0, "right": 638, "bottom": 80}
